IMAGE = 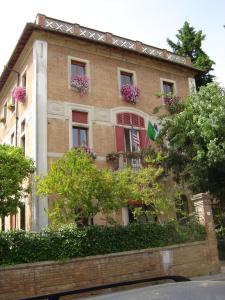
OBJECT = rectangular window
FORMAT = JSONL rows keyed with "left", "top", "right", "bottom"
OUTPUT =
{"left": 120, "top": 71, "right": 133, "bottom": 86}
{"left": 71, "top": 60, "right": 86, "bottom": 78}
{"left": 21, "top": 119, "right": 25, "bottom": 134}
{"left": 11, "top": 132, "right": 15, "bottom": 145}
{"left": 21, "top": 135, "right": 25, "bottom": 155}
{"left": 22, "top": 73, "right": 27, "bottom": 89}
{"left": 162, "top": 81, "right": 174, "bottom": 95}
{"left": 20, "top": 204, "right": 26, "bottom": 230}
{"left": 72, "top": 127, "right": 88, "bottom": 147}
{"left": 3, "top": 102, "right": 7, "bottom": 120}
{"left": 124, "top": 128, "right": 140, "bottom": 152}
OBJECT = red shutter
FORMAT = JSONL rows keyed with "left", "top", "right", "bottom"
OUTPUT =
{"left": 115, "top": 126, "right": 125, "bottom": 152}
{"left": 72, "top": 111, "right": 88, "bottom": 124}
{"left": 139, "top": 129, "right": 151, "bottom": 149}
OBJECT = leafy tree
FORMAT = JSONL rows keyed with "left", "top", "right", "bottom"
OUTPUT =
{"left": 37, "top": 148, "right": 177, "bottom": 226}
{"left": 167, "top": 21, "right": 215, "bottom": 88}
{"left": 159, "top": 83, "right": 225, "bottom": 208}
{"left": 0, "top": 145, "right": 35, "bottom": 220}
{"left": 37, "top": 148, "right": 127, "bottom": 226}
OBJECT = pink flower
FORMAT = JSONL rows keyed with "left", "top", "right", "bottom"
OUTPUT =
{"left": 71, "top": 75, "right": 89, "bottom": 95}
{"left": 12, "top": 87, "right": 26, "bottom": 102}
{"left": 120, "top": 84, "right": 140, "bottom": 103}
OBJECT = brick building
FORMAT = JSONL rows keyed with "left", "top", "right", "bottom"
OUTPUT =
{"left": 0, "top": 14, "right": 199, "bottom": 231}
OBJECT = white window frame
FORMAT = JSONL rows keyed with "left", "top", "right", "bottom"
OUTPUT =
{"left": 68, "top": 56, "right": 91, "bottom": 91}
{"left": 117, "top": 67, "right": 137, "bottom": 98}
{"left": 69, "top": 106, "right": 92, "bottom": 149}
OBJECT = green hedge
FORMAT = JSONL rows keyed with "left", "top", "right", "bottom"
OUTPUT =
{"left": 0, "top": 221, "right": 206, "bottom": 266}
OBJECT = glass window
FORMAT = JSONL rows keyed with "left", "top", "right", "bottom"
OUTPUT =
{"left": 124, "top": 128, "right": 140, "bottom": 152}
{"left": 22, "top": 73, "right": 27, "bottom": 89}
{"left": 3, "top": 102, "right": 7, "bottom": 119}
{"left": 120, "top": 71, "right": 133, "bottom": 86}
{"left": 71, "top": 60, "right": 86, "bottom": 78}
{"left": 73, "top": 127, "right": 88, "bottom": 147}
{"left": 163, "top": 81, "right": 174, "bottom": 95}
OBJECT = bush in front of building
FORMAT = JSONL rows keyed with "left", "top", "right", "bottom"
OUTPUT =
{"left": 0, "top": 220, "right": 206, "bottom": 266}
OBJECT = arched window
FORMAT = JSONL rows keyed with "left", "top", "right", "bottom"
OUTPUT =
{"left": 115, "top": 112, "right": 150, "bottom": 152}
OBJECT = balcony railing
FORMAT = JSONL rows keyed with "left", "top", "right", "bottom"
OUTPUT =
{"left": 35, "top": 14, "right": 192, "bottom": 67}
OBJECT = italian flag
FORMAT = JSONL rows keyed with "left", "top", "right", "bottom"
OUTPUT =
{"left": 147, "top": 121, "right": 158, "bottom": 141}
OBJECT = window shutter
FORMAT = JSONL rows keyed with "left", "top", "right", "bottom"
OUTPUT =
{"left": 139, "top": 129, "right": 151, "bottom": 149}
{"left": 72, "top": 111, "right": 88, "bottom": 124}
{"left": 115, "top": 126, "right": 125, "bottom": 152}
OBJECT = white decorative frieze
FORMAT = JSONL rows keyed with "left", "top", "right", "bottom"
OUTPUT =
{"left": 142, "top": 45, "right": 164, "bottom": 58}
{"left": 45, "top": 19, "right": 74, "bottom": 34}
{"left": 112, "top": 36, "right": 135, "bottom": 49}
{"left": 79, "top": 27, "right": 106, "bottom": 41}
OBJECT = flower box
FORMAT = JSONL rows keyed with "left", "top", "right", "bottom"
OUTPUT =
{"left": 120, "top": 84, "right": 140, "bottom": 103}
{"left": 71, "top": 75, "right": 89, "bottom": 95}
{"left": 163, "top": 95, "right": 183, "bottom": 114}
{"left": 12, "top": 87, "right": 26, "bottom": 102}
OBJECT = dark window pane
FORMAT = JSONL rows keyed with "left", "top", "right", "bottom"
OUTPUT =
{"left": 163, "top": 81, "right": 174, "bottom": 95}
{"left": 120, "top": 72, "right": 133, "bottom": 86}
{"left": 71, "top": 61, "right": 86, "bottom": 78}
{"left": 124, "top": 128, "right": 131, "bottom": 152}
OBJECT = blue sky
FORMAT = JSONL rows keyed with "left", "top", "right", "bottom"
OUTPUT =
{"left": 0, "top": 0, "right": 224, "bottom": 86}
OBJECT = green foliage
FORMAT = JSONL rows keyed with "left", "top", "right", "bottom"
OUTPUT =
{"left": 160, "top": 83, "right": 225, "bottom": 207}
{"left": 167, "top": 21, "right": 215, "bottom": 88}
{"left": 0, "top": 145, "right": 35, "bottom": 218}
{"left": 0, "top": 221, "right": 206, "bottom": 266}
{"left": 37, "top": 148, "right": 127, "bottom": 226}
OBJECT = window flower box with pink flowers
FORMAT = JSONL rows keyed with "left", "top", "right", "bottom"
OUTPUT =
{"left": 71, "top": 75, "right": 89, "bottom": 95}
{"left": 12, "top": 87, "right": 26, "bottom": 103}
{"left": 163, "top": 95, "right": 184, "bottom": 114}
{"left": 120, "top": 84, "right": 140, "bottom": 104}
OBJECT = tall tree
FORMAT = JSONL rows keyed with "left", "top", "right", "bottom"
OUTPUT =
{"left": 159, "top": 83, "right": 225, "bottom": 208}
{"left": 0, "top": 145, "right": 34, "bottom": 221}
{"left": 167, "top": 21, "right": 215, "bottom": 88}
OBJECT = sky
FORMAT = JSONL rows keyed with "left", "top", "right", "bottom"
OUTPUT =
{"left": 0, "top": 0, "right": 224, "bottom": 86}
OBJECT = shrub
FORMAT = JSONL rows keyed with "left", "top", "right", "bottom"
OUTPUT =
{"left": 0, "top": 221, "right": 206, "bottom": 266}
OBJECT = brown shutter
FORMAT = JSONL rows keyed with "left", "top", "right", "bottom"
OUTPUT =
{"left": 139, "top": 129, "right": 151, "bottom": 149}
{"left": 115, "top": 126, "right": 125, "bottom": 152}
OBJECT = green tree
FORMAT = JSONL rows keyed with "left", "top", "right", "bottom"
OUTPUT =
{"left": 116, "top": 166, "right": 176, "bottom": 223}
{"left": 160, "top": 83, "right": 225, "bottom": 208}
{"left": 167, "top": 21, "right": 215, "bottom": 88}
{"left": 37, "top": 148, "right": 176, "bottom": 226}
{"left": 37, "top": 148, "right": 126, "bottom": 226}
{"left": 0, "top": 145, "right": 35, "bottom": 221}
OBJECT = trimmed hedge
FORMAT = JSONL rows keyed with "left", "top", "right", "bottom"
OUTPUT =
{"left": 0, "top": 221, "right": 206, "bottom": 266}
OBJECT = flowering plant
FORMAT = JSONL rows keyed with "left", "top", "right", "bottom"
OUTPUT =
{"left": 12, "top": 87, "right": 26, "bottom": 102}
{"left": 120, "top": 84, "right": 140, "bottom": 103}
{"left": 71, "top": 75, "right": 89, "bottom": 95}
{"left": 163, "top": 95, "right": 183, "bottom": 114}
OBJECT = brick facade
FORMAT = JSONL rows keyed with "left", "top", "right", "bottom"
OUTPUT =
{"left": 0, "top": 14, "right": 199, "bottom": 231}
